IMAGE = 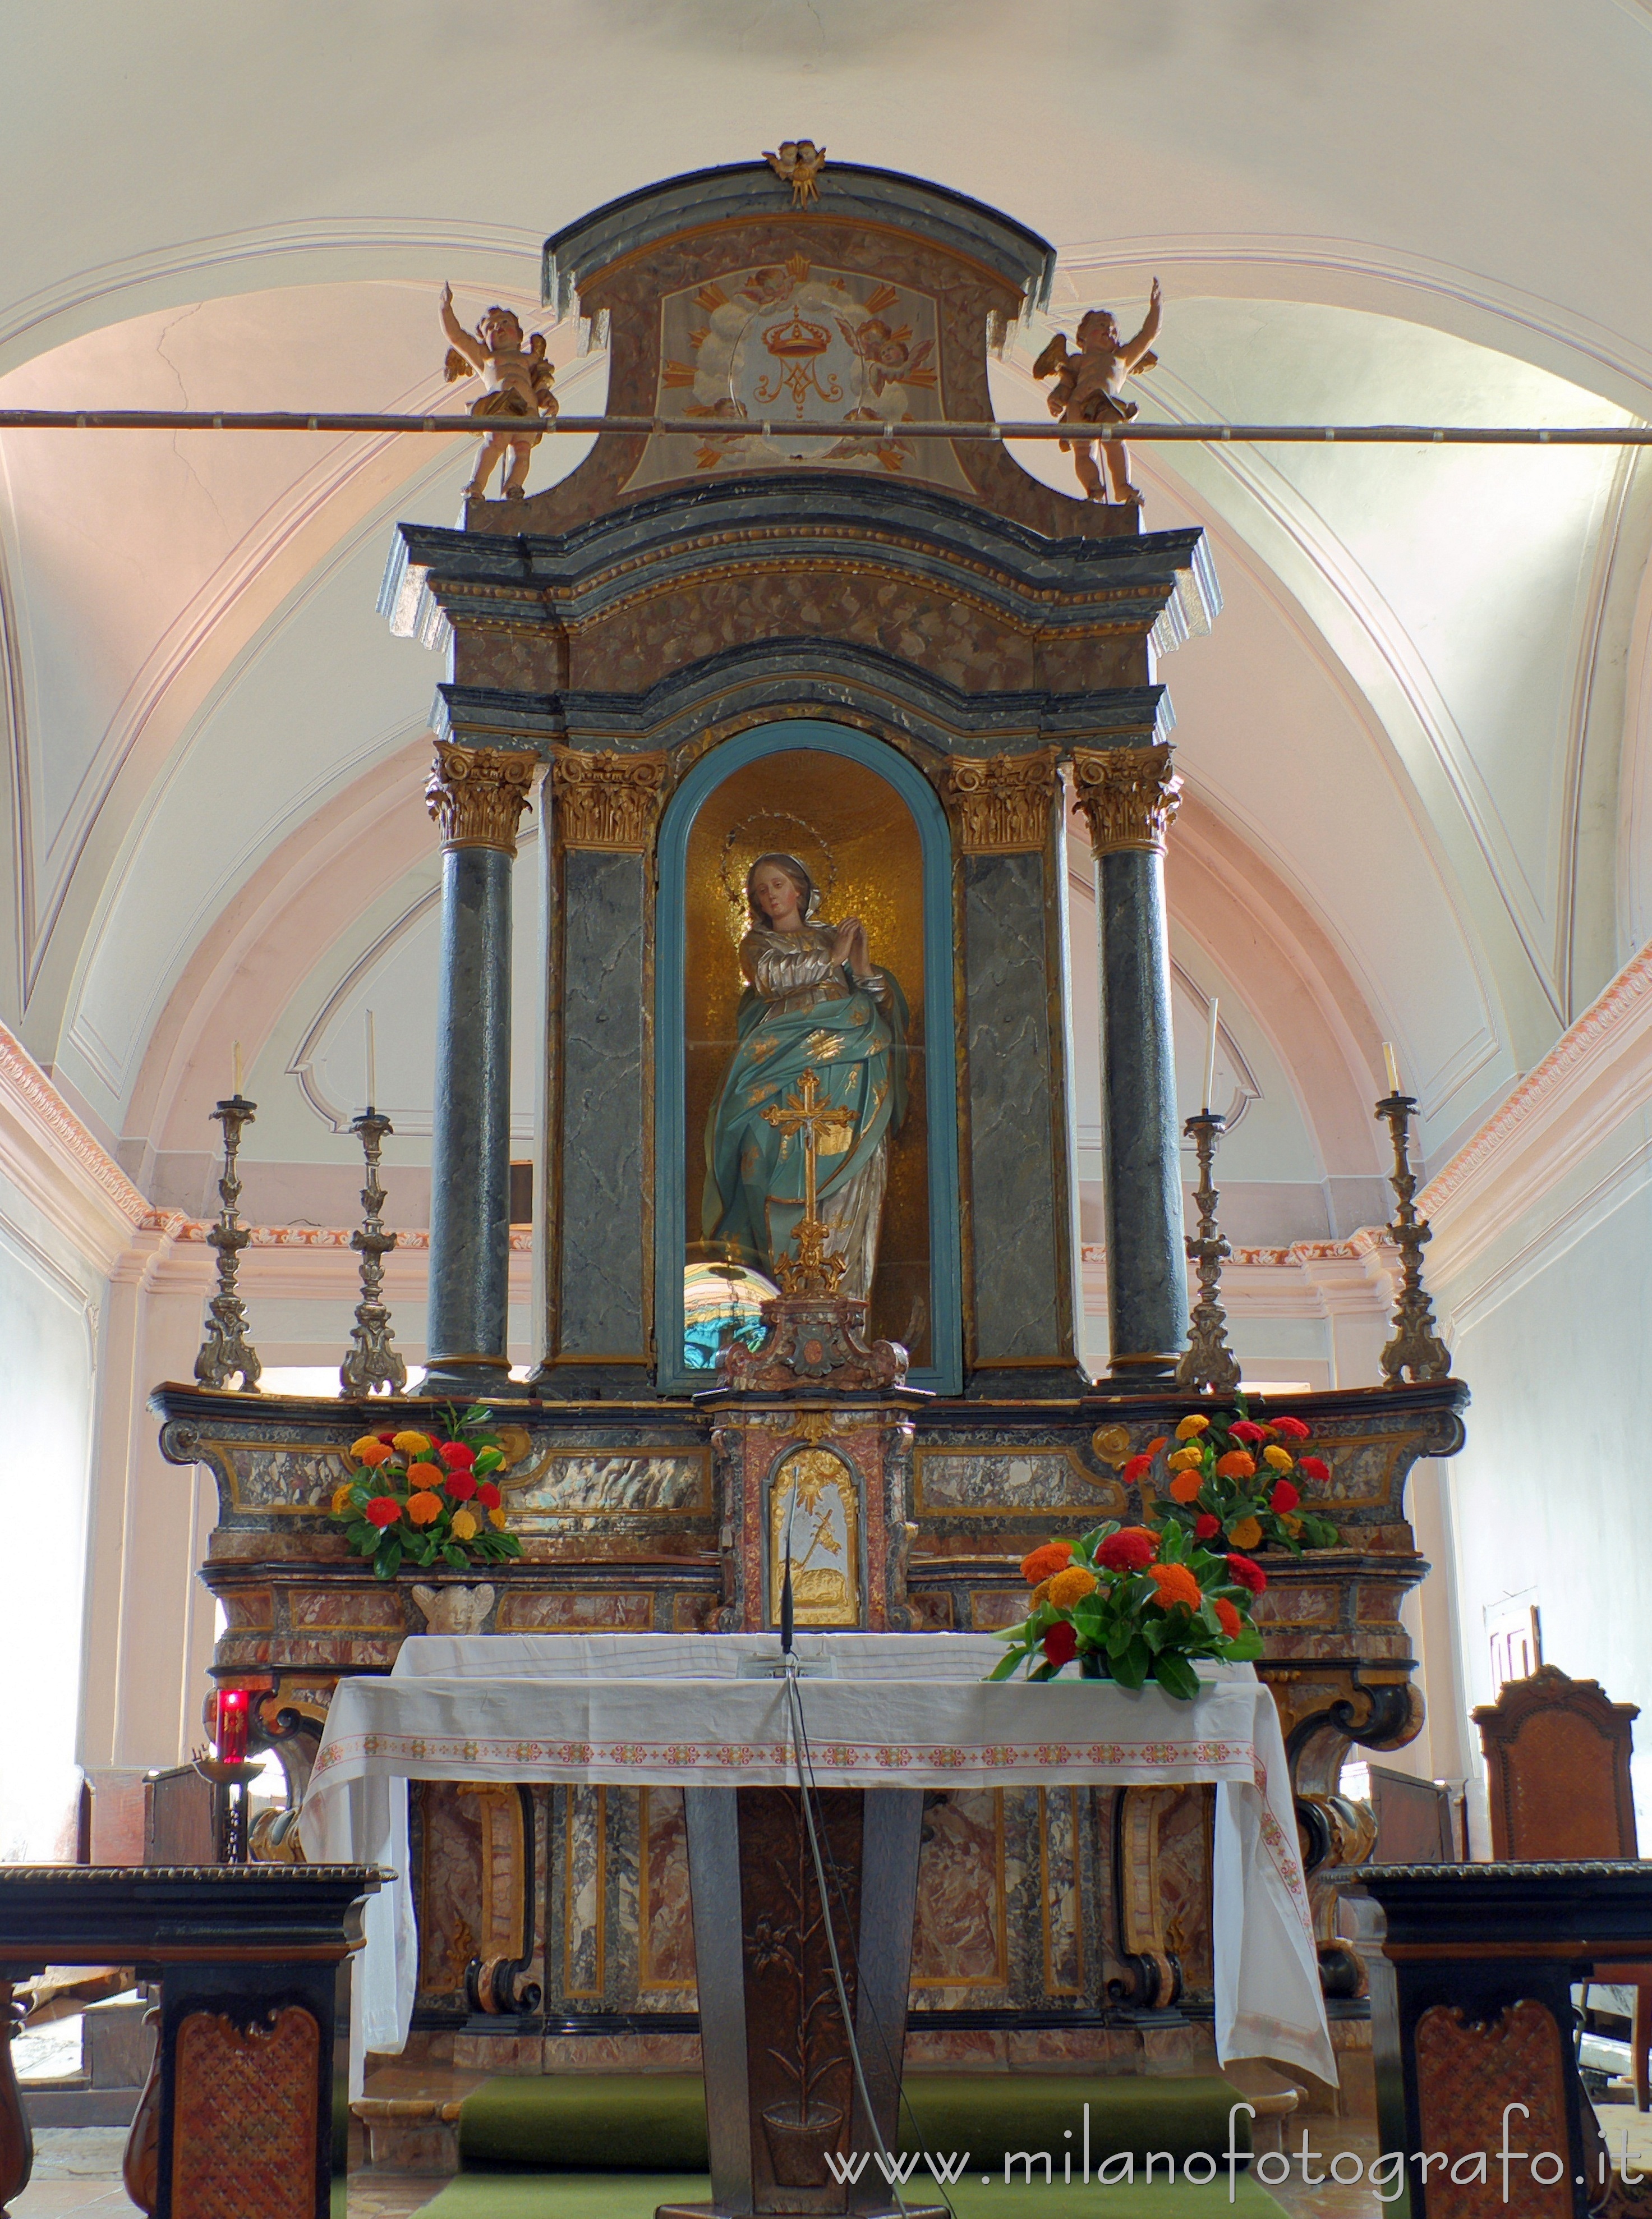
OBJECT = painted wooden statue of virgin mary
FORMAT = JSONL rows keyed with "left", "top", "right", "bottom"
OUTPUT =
{"left": 702, "top": 852, "right": 908, "bottom": 1300}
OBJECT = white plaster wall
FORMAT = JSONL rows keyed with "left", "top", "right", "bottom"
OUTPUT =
{"left": 1439, "top": 1134, "right": 1652, "bottom": 1844}
{"left": 0, "top": 1169, "right": 99, "bottom": 1858}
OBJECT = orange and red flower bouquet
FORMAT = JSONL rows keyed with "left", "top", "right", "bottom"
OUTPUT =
{"left": 1128, "top": 1403, "right": 1338, "bottom": 1557}
{"left": 987, "top": 1519, "right": 1265, "bottom": 1698}
{"left": 330, "top": 1403, "right": 523, "bottom": 1581}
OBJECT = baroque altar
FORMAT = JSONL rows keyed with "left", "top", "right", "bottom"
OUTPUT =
{"left": 154, "top": 150, "right": 1467, "bottom": 2129}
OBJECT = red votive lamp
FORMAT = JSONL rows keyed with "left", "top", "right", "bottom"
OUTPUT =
{"left": 214, "top": 1687, "right": 250, "bottom": 1766}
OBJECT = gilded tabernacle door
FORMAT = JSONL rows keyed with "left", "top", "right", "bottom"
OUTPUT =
{"left": 656, "top": 721, "right": 961, "bottom": 1395}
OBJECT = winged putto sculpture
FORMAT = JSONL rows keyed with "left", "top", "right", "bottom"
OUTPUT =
{"left": 1032, "top": 279, "right": 1162, "bottom": 507}
{"left": 439, "top": 283, "right": 557, "bottom": 502}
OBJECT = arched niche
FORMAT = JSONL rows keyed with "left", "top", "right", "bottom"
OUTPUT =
{"left": 654, "top": 718, "right": 961, "bottom": 1396}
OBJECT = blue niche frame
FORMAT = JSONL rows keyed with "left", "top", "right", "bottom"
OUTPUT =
{"left": 654, "top": 719, "right": 962, "bottom": 1397}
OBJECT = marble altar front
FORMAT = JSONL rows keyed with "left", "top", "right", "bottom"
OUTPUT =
{"left": 157, "top": 1368, "right": 1462, "bottom": 2090}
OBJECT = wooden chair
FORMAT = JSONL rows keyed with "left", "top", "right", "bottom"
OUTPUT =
{"left": 142, "top": 1765, "right": 221, "bottom": 1864}
{"left": 1368, "top": 1764, "right": 1458, "bottom": 1863}
{"left": 1474, "top": 1662, "right": 1652, "bottom": 2107}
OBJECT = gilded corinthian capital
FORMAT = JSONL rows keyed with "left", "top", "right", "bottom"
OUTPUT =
{"left": 426, "top": 742, "right": 538, "bottom": 854}
{"left": 943, "top": 748, "right": 1059, "bottom": 854}
{"left": 1069, "top": 743, "right": 1182, "bottom": 857}
{"left": 551, "top": 748, "right": 667, "bottom": 852}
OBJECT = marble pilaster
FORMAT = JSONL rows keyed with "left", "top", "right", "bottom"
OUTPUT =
{"left": 532, "top": 748, "right": 664, "bottom": 1398}
{"left": 946, "top": 750, "right": 1084, "bottom": 1393}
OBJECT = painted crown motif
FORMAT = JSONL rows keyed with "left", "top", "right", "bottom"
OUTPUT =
{"left": 762, "top": 313, "right": 832, "bottom": 359}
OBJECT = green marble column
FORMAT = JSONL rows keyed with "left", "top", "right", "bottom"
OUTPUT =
{"left": 1071, "top": 743, "right": 1189, "bottom": 1389}
{"left": 423, "top": 740, "right": 537, "bottom": 1400}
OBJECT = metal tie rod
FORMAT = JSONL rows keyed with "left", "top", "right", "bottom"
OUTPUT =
{"left": 0, "top": 410, "right": 1648, "bottom": 444}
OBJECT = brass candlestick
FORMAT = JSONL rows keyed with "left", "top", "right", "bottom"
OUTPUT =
{"left": 340, "top": 1108, "right": 406, "bottom": 1396}
{"left": 194, "top": 1095, "right": 261, "bottom": 1392}
{"left": 1376, "top": 1091, "right": 1451, "bottom": 1385}
{"left": 1176, "top": 1111, "right": 1240, "bottom": 1395}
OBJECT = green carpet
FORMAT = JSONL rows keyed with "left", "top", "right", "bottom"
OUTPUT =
{"left": 461, "top": 2076, "right": 710, "bottom": 2172}
{"left": 423, "top": 2171, "right": 1286, "bottom": 2215}
{"left": 458, "top": 2073, "right": 1252, "bottom": 2176}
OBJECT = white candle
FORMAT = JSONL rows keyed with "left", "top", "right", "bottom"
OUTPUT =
{"left": 365, "top": 1009, "right": 377, "bottom": 1109}
{"left": 1202, "top": 996, "right": 1219, "bottom": 1114}
{"left": 1383, "top": 1040, "right": 1401, "bottom": 1095}
{"left": 232, "top": 1040, "right": 243, "bottom": 1099}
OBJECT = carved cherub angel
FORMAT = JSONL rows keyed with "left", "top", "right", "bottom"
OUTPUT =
{"left": 764, "top": 139, "right": 826, "bottom": 208}
{"left": 439, "top": 282, "right": 556, "bottom": 502}
{"left": 1032, "top": 279, "right": 1162, "bottom": 507}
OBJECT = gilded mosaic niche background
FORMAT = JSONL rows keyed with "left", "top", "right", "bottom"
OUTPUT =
{"left": 683, "top": 744, "right": 932, "bottom": 1359}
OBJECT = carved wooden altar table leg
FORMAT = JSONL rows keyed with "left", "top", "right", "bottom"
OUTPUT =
{"left": 664, "top": 1786, "right": 946, "bottom": 2219}
{"left": 122, "top": 2008, "right": 161, "bottom": 2214}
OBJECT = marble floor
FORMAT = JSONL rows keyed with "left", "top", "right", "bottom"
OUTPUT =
{"left": 10, "top": 2130, "right": 447, "bottom": 2217}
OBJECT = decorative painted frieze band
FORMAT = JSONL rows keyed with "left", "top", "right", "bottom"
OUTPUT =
{"left": 942, "top": 748, "right": 1060, "bottom": 854}
{"left": 0, "top": 1023, "right": 148, "bottom": 1228}
{"left": 1068, "top": 743, "right": 1182, "bottom": 857}
{"left": 551, "top": 748, "right": 668, "bottom": 852}
{"left": 160, "top": 1219, "right": 533, "bottom": 1252}
{"left": 1081, "top": 1234, "right": 1396, "bottom": 1272}
{"left": 425, "top": 742, "right": 539, "bottom": 855}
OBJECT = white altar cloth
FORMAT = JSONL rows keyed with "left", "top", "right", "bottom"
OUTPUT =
{"left": 300, "top": 1630, "right": 1333, "bottom": 2083}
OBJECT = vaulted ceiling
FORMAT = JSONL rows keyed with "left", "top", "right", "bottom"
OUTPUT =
{"left": 3, "top": 0, "right": 1649, "bottom": 1228}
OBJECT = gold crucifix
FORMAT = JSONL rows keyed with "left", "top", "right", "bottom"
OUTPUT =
{"left": 762, "top": 1065, "right": 854, "bottom": 1295}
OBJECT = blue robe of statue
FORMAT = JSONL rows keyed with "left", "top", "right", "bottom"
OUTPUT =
{"left": 702, "top": 922, "right": 908, "bottom": 1300}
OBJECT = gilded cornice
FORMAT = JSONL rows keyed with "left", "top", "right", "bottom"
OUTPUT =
{"left": 557, "top": 554, "right": 1143, "bottom": 648}
{"left": 418, "top": 543, "right": 1167, "bottom": 670}
{"left": 385, "top": 491, "right": 1216, "bottom": 660}
{"left": 161, "top": 1221, "right": 535, "bottom": 1253}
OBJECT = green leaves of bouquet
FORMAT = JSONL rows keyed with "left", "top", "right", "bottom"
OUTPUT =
{"left": 330, "top": 1404, "right": 525, "bottom": 1581}
{"left": 987, "top": 1519, "right": 1266, "bottom": 1700}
